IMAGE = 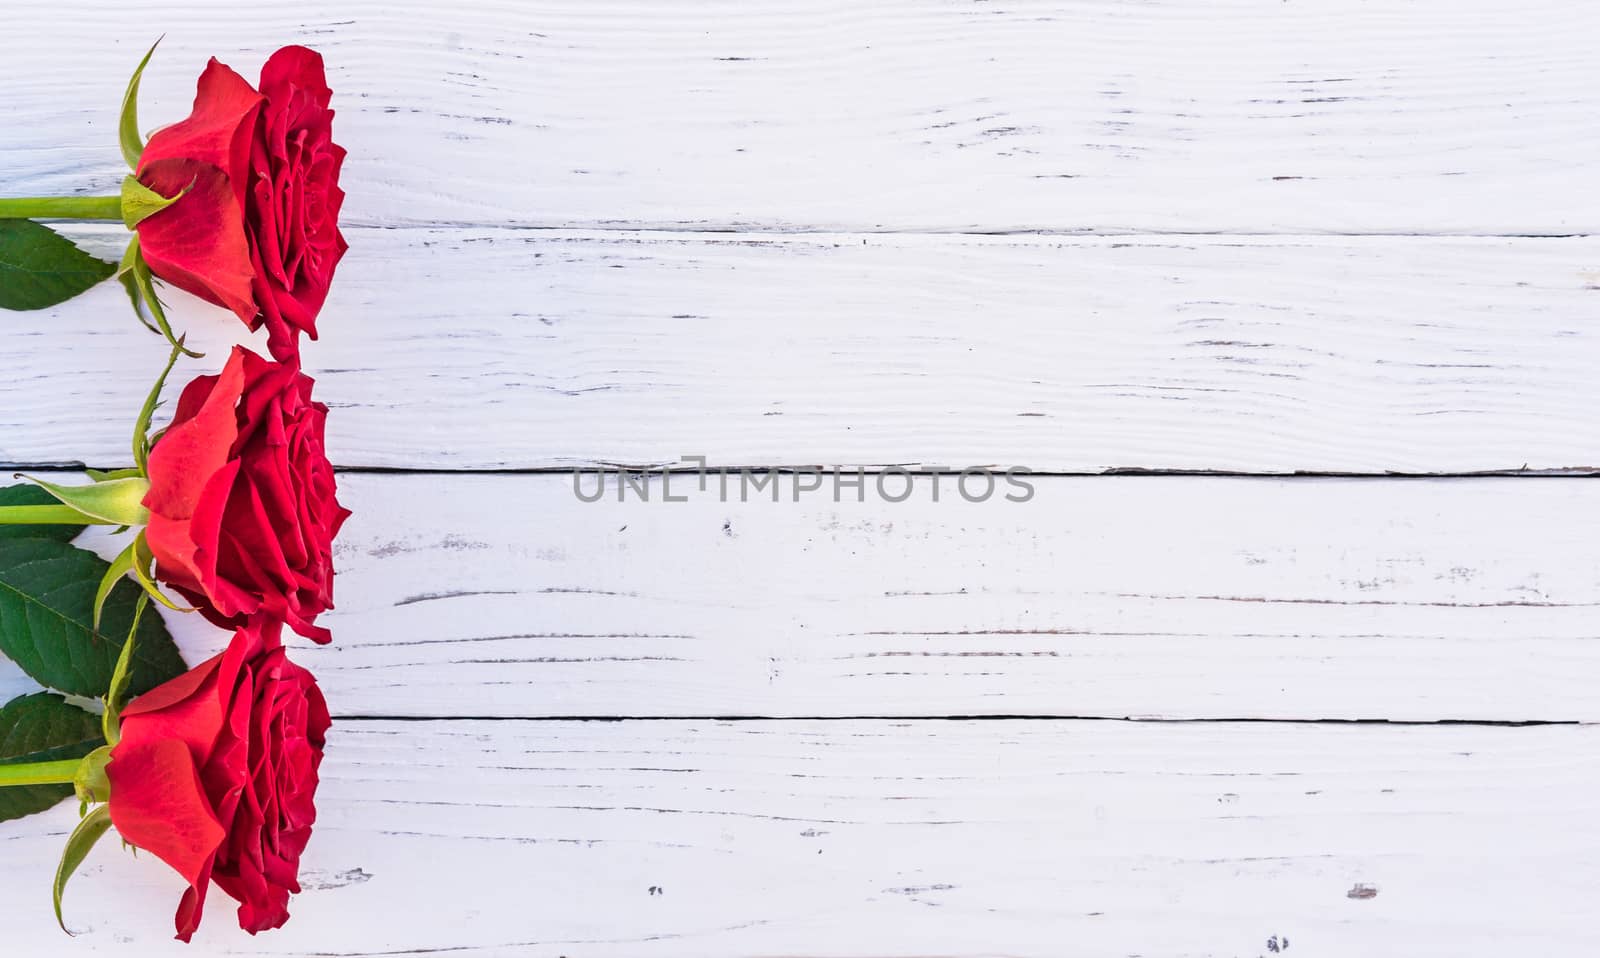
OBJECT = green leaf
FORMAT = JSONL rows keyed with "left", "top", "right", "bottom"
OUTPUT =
{"left": 119, "top": 174, "right": 188, "bottom": 230}
{"left": 0, "top": 537, "right": 186, "bottom": 698}
{"left": 0, "top": 220, "right": 116, "bottom": 311}
{"left": 0, "top": 485, "right": 84, "bottom": 543}
{"left": 20, "top": 474, "right": 150, "bottom": 527}
{"left": 55, "top": 802, "right": 112, "bottom": 934}
{"left": 0, "top": 693, "right": 104, "bottom": 824}
{"left": 119, "top": 39, "right": 161, "bottom": 171}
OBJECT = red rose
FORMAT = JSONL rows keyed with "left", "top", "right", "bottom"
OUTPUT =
{"left": 136, "top": 45, "right": 346, "bottom": 361}
{"left": 143, "top": 345, "right": 349, "bottom": 642}
{"left": 106, "top": 623, "right": 330, "bottom": 941}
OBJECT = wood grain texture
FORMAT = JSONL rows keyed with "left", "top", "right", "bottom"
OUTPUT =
{"left": 4, "top": 229, "right": 1597, "bottom": 473}
{"left": 3, "top": 5, "right": 1594, "bottom": 952}
{"left": 4, "top": 1, "right": 1599, "bottom": 234}
{"left": 2, "top": 719, "right": 1594, "bottom": 955}
{"left": 4, "top": 473, "right": 1588, "bottom": 721}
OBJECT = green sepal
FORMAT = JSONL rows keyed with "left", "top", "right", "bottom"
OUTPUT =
{"left": 119, "top": 39, "right": 161, "bottom": 171}
{"left": 85, "top": 468, "right": 143, "bottom": 483}
{"left": 71, "top": 747, "right": 112, "bottom": 809}
{"left": 116, "top": 239, "right": 160, "bottom": 335}
{"left": 54, "top": 803, "right": 112, "bottom": 934}
{"left": 134, "top": 338, "right": 186, "bottom": 473}
{"left": 118, "top": 236, "right": 202, "bottom": 357}
{"left": 119, "top": 175, "right": 188, "bottom": 230}
{"left": 19, "top": 475, "right": 150, "bottom": 528}
{"left": 117, "top": 266, "right": 159, "bottom": 334}
{"left": 132, "top": 532, "right": 191, "bottom": 614}
{"left": 93, "top": 541, "right": 137, "bottom": 632}
{"left": 101, "top": 593, "right": 147, "bottom": 746}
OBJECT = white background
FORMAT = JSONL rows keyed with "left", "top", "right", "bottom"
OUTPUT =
{"left": 2, "top": 1, "right": 1598, "bottom": 954}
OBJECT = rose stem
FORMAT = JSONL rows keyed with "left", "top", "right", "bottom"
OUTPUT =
{"left": 0, "top": 759, "right": 82, "bottom": 787}
{"left": 0, "top": 505, "right": 97, "bottom": 524}
{"left": 0, "top": 196, "right": 122, "bottom": 220}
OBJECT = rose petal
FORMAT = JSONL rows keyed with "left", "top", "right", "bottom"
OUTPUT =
{"left": 136, "top": 160, "right": 258, "bottom": 322}
{"left": 106, "top": 738, "right": 226, "bottom": 941}
{"left": 258, "top": 47, "right": 332, "bottom": 110}
{"left": 144, "top": 347, "right": 247, "bottom": 520}
{"left": 139, "top": 58, "right": 263, "bottom": 198}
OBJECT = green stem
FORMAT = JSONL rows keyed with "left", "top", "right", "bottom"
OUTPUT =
{"left": 0, "top": 505, "right": 99, "bottom": 525}
{"left": 0, "top": 196, "right": 122, "bottom": 220}
{"left": 0, "top": 759, "right": 82, "bottom": 787}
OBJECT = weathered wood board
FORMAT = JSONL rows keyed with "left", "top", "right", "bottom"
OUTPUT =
{"left": 6, "top": 1, "right": 1599, "bottom": 233}
{"left": 3, "top": 230, "right": 1597, "bottom": 473}
{"left": 2, "top": 720, "right": 1594, "bottom": 955}
{"left": 2, "top": 2, "right": 1593, "bottom": 954}
{"left": 6, "top": 473, "right": 1594, "bottom": 722}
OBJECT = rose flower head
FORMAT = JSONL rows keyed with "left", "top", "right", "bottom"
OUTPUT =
{"left": 107, "top": 622, "right": 330, "bottom": 940}
{"left": 143, "top": 345, "right": 349, "bottom": 643}
{"left": 135, "top": 45, "right": 346, "bottom": 362}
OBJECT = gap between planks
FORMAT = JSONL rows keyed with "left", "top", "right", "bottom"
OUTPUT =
{"left": 5, "top": 465, "right": 1599, "bottom": 478}
{"left": 331, "top": 714, "right": 1586, "bottom": 727}
{"left": 343, "top": 224, "right": 1600, "bottom": 238}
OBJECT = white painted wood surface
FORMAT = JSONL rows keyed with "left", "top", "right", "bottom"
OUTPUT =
{"left": 4, "top": 230, "right": 1598, "bottom": 472}
{"left": 2, "top": 1, "right": 1595, "bottom": 954}
{"left": 10, "top": 472, "right": 1591, "bottom": 722}
{"left": 5, "top": 0, "right": 1600, "bottom": 234}
{"left": 4, "top": 721, "right": 1597, "bottom": 955}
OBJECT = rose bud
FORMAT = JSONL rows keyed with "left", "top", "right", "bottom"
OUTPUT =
{"left": 135, "top": 45, "right": 346, "bottom": 362}
{"left": 143, "top": 345, "right": 350, "bottom": 643}
{"left": 106, "top": 622, "right": 330, "bottom": 941}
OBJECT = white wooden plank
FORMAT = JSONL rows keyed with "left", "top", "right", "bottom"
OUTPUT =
{"left": 2, "top": 719, "right": 1595, "bottom": 954}
{"left": 4, "top": 0, "right": 1598, "bottom": 234}
{"left": 4, "top": 229, "right": 1598, "bottom": 473}
{"left": 5, "top": 472, "right": 1588, "bottom": 721}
